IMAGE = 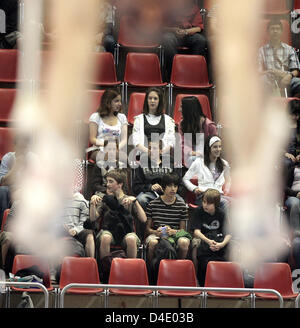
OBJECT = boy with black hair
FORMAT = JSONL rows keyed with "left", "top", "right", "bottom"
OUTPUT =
{"left": 190, "top": 188, "right": 231, "bottom": 286}
{"left": 145, "top": 172, "right": 190, "bottom": 263}
{"left": 89, "top": 169, "right": 147, "bottom": 259}
{"left": 132, "top": 139, "right": 185, "bottom": 210}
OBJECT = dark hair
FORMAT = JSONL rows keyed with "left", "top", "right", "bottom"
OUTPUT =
{"left": 103, "top": 138, "right": 119, "bottom": 162}
{"left": 267, "top": 19, "right": 283, "bottom": 31}
{"left": 180, "top": 96, "right": 205, "bottom": 140}
{"left": 143, "top": 87, "right": 165, "bottom": 116}
{"left": 289, "top": 99, "right": 300, "bottom": 115}
{"left": 97, "top": 89, "right": 122, "bottom": 117}
{"left": 161, "top": 172, "right": 180, "bottom": 190}
{"left": 204, "top": 135, "right": 224, "bottom": 173}
{"left": 203, "top": 189, "right": 221, "bottom": 208}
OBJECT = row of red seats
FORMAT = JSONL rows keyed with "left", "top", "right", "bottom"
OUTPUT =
{"left": 200, "top": 0, "right": 294, "bottom": 15}
{"left": 9, "top": 254, "right": 298, "bottom": 308}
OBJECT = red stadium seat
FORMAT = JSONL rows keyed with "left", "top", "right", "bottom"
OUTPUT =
{"left": 168, "top": 55, "right": 213, "bottom": 110}
{"left": 89, "top": 52, "right": 122, "bottom": 88}
{"left": 85, "top": 89, "right": 105, "bottom": 123}
{"left": 11, "top": 255, "right": 54, "bottom": 292}
{"left": 59, "top": 257, "right": 103, "bottom": 295}
{"left": 254, "top": 262, "right": 298, "bottom": 302}
{"left": 115, "top": 16, "right": 162, "bottom": 67}
{"left": 0, "top": 50, "right": 19, "bottom": 85}
{"left": 173, "top": 93, "right": 212, "bottom": 125}
{"left": 204, "top": 261, "right": 250, "bottom": 299}
{"left": 1, "top": 208, "right": 10, "bottom": 232}
{"left": 108, "top": 258, "right": 152, "bottom": 296}
{"left": 0, "top": 88, "right": 17, "bottom": 123}
{"left": 124, "top": 52, "right": 167, "bottom": 103}
{"left": 262, "top": 0, "right": 290, "bottom": 15}
{"left": 0, "top": 127, "right": 16, "bottom": 161}
{"left": 157, "top": 259, "right": 202, "bottom": 297}
{"left": 260, "top": 19, "right": 292, "bottom": 46}
{"left": 127, "top": 92, "right": 145, "bottom": 125}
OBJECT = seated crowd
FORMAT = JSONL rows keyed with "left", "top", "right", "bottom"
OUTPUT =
{"left": 0, "top": 1, "right": 299, "bottom": 289}
{"left": 1, "top": 86, "right": 299, "bottom": 288}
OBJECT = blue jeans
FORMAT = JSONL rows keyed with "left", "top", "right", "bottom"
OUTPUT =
{"left": 285, "top": 196, "right": 300, "bottom": 231}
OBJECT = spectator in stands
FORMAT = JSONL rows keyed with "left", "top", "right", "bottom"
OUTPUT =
{"left": 89, "top": 88, "right": 127, "bottom": 162}
{"left": 60, "top": 192, "right": 95, "bottom": 258}
{"left": 0, "top": 0, "right": 21, "bottom": 49}
{"left": 95, "top": 1, "right": 116, "bottom": 54}
{"left": 283, "top": 99, "right": 300, "bottom": 169}
{"left": 89, "top": 138, "right": 127, "bottom": 196}
{"left": 178, "top": 96, "right": 218, "bottom": 167}
{"left": 145, "top": 172, "right": 190, "bottom": 263}
{"left": 0, "top": 135, "right": 34, "bottom": 227}
{"left": 88, "top": 169, "right": 147, "bottom": 259}
{"left": 132, "top": 139, "right": 185, "bottom": 211}
{"left": 183, "top": 135, "right": 231, "bottom": 211}
{"left": 258, "top": 19, "right": 300, "bottom": 97}
{"left": 132, "top": 87, "right": 175, "bottom": 156}
{"left": 282, "top": 157, "right": 300, "bottom": 269}
{"left": 190, "top": 188, "right": 231, "bottom": 285}
{"left": 161, "top": 0, "right": 207, "bottom": 81}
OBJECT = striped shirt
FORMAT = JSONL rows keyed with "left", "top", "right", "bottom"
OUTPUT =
{"left": 146, "top": 197, "right": 188, "bottom": 230}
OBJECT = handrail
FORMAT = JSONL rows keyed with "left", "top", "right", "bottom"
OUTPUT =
{"left": 0, "top": 281, "right": 49, "bottom": 308}
{"left": 59, "top": 283, "right": 283, "bottom": 308}
{"left": 295, "top": 293, "right": 300, "bottom": 308}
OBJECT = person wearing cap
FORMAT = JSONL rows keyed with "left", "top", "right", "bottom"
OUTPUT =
{"left": 183, "top": 135, "right": 231, "bottom": 211}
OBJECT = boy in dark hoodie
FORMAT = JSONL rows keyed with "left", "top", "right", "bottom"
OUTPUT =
{"left": 132, "top": 139, "right": 185, "bottom": 210}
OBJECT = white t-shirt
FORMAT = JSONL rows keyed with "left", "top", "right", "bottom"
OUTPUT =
{"left": 89, "top": 112, "right": 127, "bottom": 141}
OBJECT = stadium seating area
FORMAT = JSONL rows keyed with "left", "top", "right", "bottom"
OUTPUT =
{"left": 0, "top": 0, "right": 300, "bottom": 308}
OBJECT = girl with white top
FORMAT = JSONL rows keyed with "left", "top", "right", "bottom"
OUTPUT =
{"left": 89, "top": 89, "right": 128, "bottom": 162}
{"left": 183, "top": 135, "right": 231, "bottom": 211}
{"left": 132, "top": 87, "right": 175, "bottom": 155}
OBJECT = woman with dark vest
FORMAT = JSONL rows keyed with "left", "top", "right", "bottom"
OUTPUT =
{"left": 132, "top": 87, "right": 175, "bottom": 156}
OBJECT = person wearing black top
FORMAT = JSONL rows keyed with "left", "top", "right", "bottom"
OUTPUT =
{"left": 190, "top": 188, "right": 231, "bottom": 285}
{"left": 0, "top": 0, "right": 20, "bottom": 49}
{"left": 132, "top": 139, "right": 185, "bottom": 210}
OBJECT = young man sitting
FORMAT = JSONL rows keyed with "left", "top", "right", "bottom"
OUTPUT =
{"left": 190, "top": 188, "right": 231, "bottom": 286}
{"left": 145, "top": 172, "right": 190, "bottom": 263}
{"left": 89, "top": 169, "right": 147, "bottom": 259}
{"left": 132, "top": 139, "right": 185, "bottom": 211}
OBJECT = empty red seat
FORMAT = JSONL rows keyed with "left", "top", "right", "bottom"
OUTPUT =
{"left": 124, "top": 52, "right": 167, "bottom": 103}
{"left": 59, "top": 256, "right": 103, "bottom": 295}
{"left": 0, "top": 127, "right": 16, "bottom": 161}
{"left": 0, "top": 88, "right": 17, "bottom": 123}
{"left": 204, "top": 261, "right": 250, "bottom": 299}
{"left": 89, "top": 52, "right": 121, "bottom": 87}
{"left": 157, "top": 259, "right": 201, "bottom": 297}
{"left": 0, "top": 50, "right": 19, "bottom": 84}
{"left": 262, "top": 0, "right": 290, "bottom": 15}
{"left": 254, "top": 262, "right": 298, "bottom": 300}
{"left": 109, "top": 258, "right": 152, "bottom": 295}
